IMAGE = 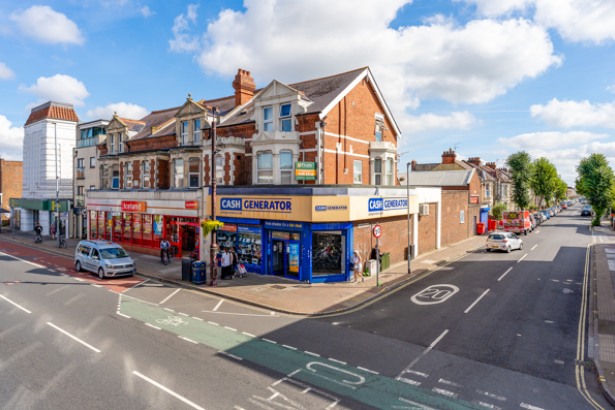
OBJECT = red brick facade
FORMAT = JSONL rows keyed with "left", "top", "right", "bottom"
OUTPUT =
{"left": 0, "top": 159, "right": 23, "bottom": 221}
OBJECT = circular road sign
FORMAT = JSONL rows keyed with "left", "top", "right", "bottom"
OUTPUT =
{"left": 373, "top": 224, "right": 382, "bottom": 238}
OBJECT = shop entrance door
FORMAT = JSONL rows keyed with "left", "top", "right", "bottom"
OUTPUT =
{"left": 271, "top": 240, "right": 285, "bottom": 275}
{"left": 285, "top": 240, "right": 301, "bottom": 279}
{"left": 169, "top": 220, "right": 199, "bottom": 258}
{"left": 269, "top": 239, "right": 301, "bottom": 279}
{"left": 169, "top": 222, "right": 181, "bottom": 258}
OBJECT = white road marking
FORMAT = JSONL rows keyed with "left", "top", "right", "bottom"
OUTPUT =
{"left": 517, "top": 254, "right": 528, "bottom": 263}
{"left": 74, "top": 278, "right": 86, "bottom": 282}
{"left": 121, "top": 279, "right": 149, "bottom": 294}
{"left": 213, "top": 299, "right": 225, "bottom": 312}
{"left": 178, "top": 312, "right": 189, "bottom": 316}
{"left": 520, "top": 404, "right": 545, "bottom": 410}
{"left": 397, "top": 397, "right": 435, "bottom": 410}
{"left": 224, "top": 326, "right": 237, "bottom": 332}
{"left": 208, "top": 321, "right": 219, "bottom": 326}
{"left": 218, "top": 351, "right": 243, "bottom": 361}
{"left": 531, "top": 245, "right": 538, "bottom": 251}
{"left": 201, "top": 310, "right": 279, "bottom": 317}
{"left": 282, "top": 344, "right": 297, "bottom": 350}
{"left": 116, "top": 312, "right": 130, "bottom": 318}
{"left": 305, "top": 351, "right": 321, "bottom": 357}
{"left": 398, "top": 377, "right": 421, "bottom": 386}
{"left": 398, "top": 329, "right": 448, "bottom": 373}
{"left": 0, "top": 251, "right": 45, "bottom": 268}
{"left": 262, "top": 338, "right": 277, "bottom": 344}
{"left": 438, "top": 378, "right": 462, "bottom": 387}
{"left": 145, "top": 323, "right": 161, "bottom": 330}
{"left": 0, "top": 294, "right": 32, "bottom": 313}
{"left": 47, "top": 322, "right": 101, "bottom": 353}
{"left": 432, "top": 388, "right": 457, "bottom": 398}
{"left": 357, "top": 366, "right": 379, "bottom": 374}
{"left": 328, "top": 358, "right": 347, "bottom": 365}
{"left": 132, "top": 371, "right": 206, "bottom": 410}
{"left": 476, "top": 390, "right": 506, "bottom": 401}
{"left": 159, "top": 288, "right": 180, "bottom": 304}
{"left": 91, "top": 284, "right": 102, "bottom": 288}
{"left": 498, "top": 268, "right": 513, "bottom": 282}
{"left": 242, "top": 332, "right": 255, "bottom": 338}
{"left": 544, "top": 320, "right": 554, "bottom": 324}
{"left": 535, "top": 230, "right": 540, "bottom": 234}
{"left": 554, "top": 359, "right": 565, "bottom": 365}
{"left": 472, "top": 401, "right": 501, "bottom": 410}
{"left": 164, "top": 307, "right": 175, "bottom": 312}
{"left": 179, "top": 336, "right": 198, "bottom": 344}
{"left": 192, "top": 317, "right": 204, "bottom": 321}
{"left": 465, "top": 289, "right": 490, "bottom": 313}
{"left": 405, "top": 370, "right": 429, "bottom": 378}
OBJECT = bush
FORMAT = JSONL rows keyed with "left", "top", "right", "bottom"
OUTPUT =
{"left": 592, "top": 218, "right": 601, "bottom": 226}
{"left": 491, "top": 203, "right": 507, "bottom": 220}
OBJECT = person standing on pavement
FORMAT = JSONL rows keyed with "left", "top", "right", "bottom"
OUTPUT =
{"left": 352, "top": 250, "right": 364, "bottom": 283}
{"left": 221, "top": 248, "right": 232, "bottom": 280}
{"left": 229, "top": 248, "right": 238, "bottom": 278}
{"left": 49, "top": 223, "right": 56, "bottom": 240}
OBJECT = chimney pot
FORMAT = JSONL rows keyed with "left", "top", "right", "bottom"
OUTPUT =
{"left": 232, "top": 68, "right": 256, "bottom": 107}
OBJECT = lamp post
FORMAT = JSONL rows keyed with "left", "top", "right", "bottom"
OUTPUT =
{"left": 54, "top": 123, "right": 60, "bottom": 248}
{"left": 209, "top": 107, "right": 218, "bottom": 286}
{"left": 406, "top": 161, "right": 412, "bottom": 274}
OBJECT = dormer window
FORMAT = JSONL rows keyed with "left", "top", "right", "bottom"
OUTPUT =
{"left": 110, "top": 134, "right": 115, "bottom": 154}
{"left": 280, "top": 104, "right": 292, "bottom": 132}
{"left": 181, "top": 121, "right": 189, "bottom": 145}
{"left": 263, "top": 107, "right": 273, "bottom": 132}
{"left": 194, "top": 119, "right": 201, "bottom": 144}
{"left": 119, "top": 132, "right": 124, "bottom": 153}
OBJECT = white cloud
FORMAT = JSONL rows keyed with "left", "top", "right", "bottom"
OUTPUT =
{"left": 188, "top": 0, "right": 560, "bottom": 115}
{"left": 19, "top": 74, "right": 89, "bottom": 107}
{"left": 400, "top": 111, "right": 477, "bottom": 133}
{"left": 607, "top": 82, "right": 615, "bottom": 93}
{"left": 498, "top": 130, "right": 608, "bottom": 150}
{"left": 0, "top": 115, "right": 24, "bottom": 160}
{"left": 458, "top": 0, "right": 615, "bottom": 44}
{"left": 530, "top": 98, "right": 615, "bottom": 128}
{"left": 86, "top": 102, "right": 149, "bottom": 120}
{"left": 0, "top": 62, "right": 15, "bottom": 80}
{"left": 169, "top": 4, "right": 200, "bottom": 53}
{"left": 10, "top": 5, "right": 85, "bottom": 46}
{"left": 140, "top": 6, "right": 154, "bottom": 18}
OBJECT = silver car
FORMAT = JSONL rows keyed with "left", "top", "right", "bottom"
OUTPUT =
{"left": 75, "top": 240, "right": 136, "bottom": 279}
{"left": 486, "top": 232, "right": 524, "bottom": 253}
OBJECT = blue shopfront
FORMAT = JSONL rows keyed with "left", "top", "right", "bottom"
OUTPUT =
{"left": 217, "top": 217, "right": 353, "bottom": 283}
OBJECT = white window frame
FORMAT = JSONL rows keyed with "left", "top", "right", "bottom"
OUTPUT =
{"left": 174, "top": 159, "right": 184, "bottom": 188}
{"left": 257, "top": 152, "right": 273, "bottom": 184}
{"left": 110, "top": 134, "right": 115, "bottom": 154}
{"left": 181, "top": 121, "right": 189, "bottom": 145}
{"left": 119, "top": 132, "right": 124, "bottom": 153}
{"left": 215, "top": 155, "right": 224, "bottom": 185}
{"left": 111, "top": 164, "right": 120, "bottom": 189}
{"left": 263, "top": 107, "right": 274, "bottom": 132}
{"left": 142, "top": 160, "right": 150, "bottom": 189}
{"left": 193, "top": 119, "right": 201, "bottom": 145}
{"left": 374, "top": 158, "right": 382, "bottom": 185}
{"left": 188, "top": 158, "right": 200, "bottom": 188}
{"left": 375, "top": 123, "right": 383, "bottom": 142}
{"left": 279, "top": 151, "right": 293, "bottom": 184}
{"left": 354, "top": 160, "right": 363, "bottom": 184}
{"left": 89, "top": 185, "right": 95, "bottom": 191}
{"left": 460, "top": 210, "right": 465, "bottom": 224}
{"left": 386, "top": 158, "right": 393, "bottom": 185}
{"left": 90, "top": 157, "right": 95, "bottom": 168}
{"left": 279, "top": 103, "right": 292, "bottom": 132}
{"left": 125, "top": 162, "right": 132, "bottom": 188}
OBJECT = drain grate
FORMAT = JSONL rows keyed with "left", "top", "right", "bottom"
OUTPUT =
{"left": 270, "top": 285, "right": 286, "bottom": 290}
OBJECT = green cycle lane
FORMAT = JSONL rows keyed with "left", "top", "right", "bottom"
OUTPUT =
{"left": 121, "top": 296, "right": 483, "bottom": 410}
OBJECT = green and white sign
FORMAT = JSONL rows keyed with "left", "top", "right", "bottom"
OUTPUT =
{"left": 295, "top": 162, "right": 317, "bottom": 180}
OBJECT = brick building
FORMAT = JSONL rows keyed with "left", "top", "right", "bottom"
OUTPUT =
{"left": 86, "top": 67, "right": 443, "bottom": 283}
{"left": 0, "top": 158, "right": 23, "bottom": 223}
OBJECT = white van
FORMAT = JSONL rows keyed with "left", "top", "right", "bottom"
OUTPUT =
{"left": 75, "top": 240, "right": 136, "bottom": 279}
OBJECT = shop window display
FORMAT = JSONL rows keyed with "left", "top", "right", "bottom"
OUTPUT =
{"left": 123, "top": 213, "right": 132, "bottom": 244}
{"left": 153, "top": 215, "right": 163, "bottom": 248}
{"left": 133, "top": 214, "right": 142, "bottom": 246}
{"left": 113, "top": 214, "right": 122, "bottom": 242}
{"left": 238, "top": 226, "right": 262, "bottom": 267}
{"left": 98, "top": 212, "right": 106, "bottom": 240}
{"left": 143, "top": 215, "right": 153, "bottom": 247}
{"left": 90, "top": 211, "right": 97, "bottom": 239}
{"left": 217, "top": 225, "right": 237, "bottom": 251}
{"left": 312, "top": 231, "right": 344, "bottom": 276}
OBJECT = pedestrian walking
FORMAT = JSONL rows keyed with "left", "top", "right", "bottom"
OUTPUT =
{"left": 229, "top": 248, "right": 238, "bottom": 278}
{"left": 221, "top": 248, "right": 232, "bottom": 280}
{"left": 352, "top": 250, "right": 364, "bottom": 283}
{"left": 49, "top": 223, "right": 56, "bottom": 240}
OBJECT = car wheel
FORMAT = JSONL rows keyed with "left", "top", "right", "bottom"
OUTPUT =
{"left": 486, "top": 248, "right": 492, "bottom": 252}
{"left": 524, "top": 230, "right": 528, "bottom": 236}
{"left": 507, "top": 246, "right": 512, "bottom": 253}
{"left": 519, "top": 242, "right": 524, "bottom": 250}
{"left": 98, "top": 268, "right": 105, "bottom": 280}
{"left": 75, "top": 261, "right": 82, "bottom": 272}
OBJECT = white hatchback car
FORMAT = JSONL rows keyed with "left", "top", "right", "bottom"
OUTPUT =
{"left": 486, "top": 232, "right": 524, "bottom": 253}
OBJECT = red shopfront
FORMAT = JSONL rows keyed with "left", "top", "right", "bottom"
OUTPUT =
{"left": 88, "top": 200, "right": 200, "bottom": 257}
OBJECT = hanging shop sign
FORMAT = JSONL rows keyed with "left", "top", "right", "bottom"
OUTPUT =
{"left": 295, "top": 162, "right": 317, "bottom": 180}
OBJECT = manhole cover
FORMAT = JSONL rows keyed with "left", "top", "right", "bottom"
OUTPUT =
{"left": 270, "top": 285, "right": 286, "bottom": 290}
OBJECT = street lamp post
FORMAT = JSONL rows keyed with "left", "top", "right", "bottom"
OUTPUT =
{"left": 54, "top": 123, "right": 60, "bottom": 248}
{"left": 209, "top": 107, "right": 218, "bottom": 286}
{"left": 406, "top": 161, "right": 412, "bottom": 274}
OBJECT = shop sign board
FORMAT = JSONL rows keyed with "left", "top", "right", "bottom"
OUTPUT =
{"left": 121, "top": 201, "right": 146, "bottom": 212}
{"left": 470, "top": 195, "right": 479, "bottom": 204}
{"left": 264, "top": 221, "right": 304, "bottom": 231}
{"left": 219, "top": 224, "right": 238, "bottom": 232}
{"left": 288, "top": 243, "right": 300, "bottom": 273}
{"left": 295, "top": 162, "right": 317, "bottom": 180}
{"left": 153, "top": 215, "right": 163, "bottom": 235}
{"left": 373, "top": 224, "right": 382, "bottom": 238}
{"left": 237, "top": 225, "right": 261, "bottom": 234}
{"left": 185, "top": 201, "right": 198, "bottom": 209}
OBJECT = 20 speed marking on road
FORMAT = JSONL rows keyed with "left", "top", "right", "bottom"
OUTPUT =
{"left": 411, "top": 284, "right": 459, "bottom": 305}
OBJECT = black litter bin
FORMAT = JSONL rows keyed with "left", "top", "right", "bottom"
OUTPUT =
{"left": 182, "top": 260, "right": 193, "bottom": 282}
{"left": 192, "top": 261, "right": 207, "bottom": 285}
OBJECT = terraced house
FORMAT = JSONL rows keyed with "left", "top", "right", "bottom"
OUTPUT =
{"left": 86, "top": 67, "right": 444, "bottom": 283}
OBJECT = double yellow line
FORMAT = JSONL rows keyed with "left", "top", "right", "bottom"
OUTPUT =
{"left": 577, "top": 244, "right": 605, "bottom": 410}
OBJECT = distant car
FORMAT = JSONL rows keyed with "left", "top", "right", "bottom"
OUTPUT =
{"left": 533, "top": 213, "right": 545, "bottom": 224}
{"left": 539, "top": 210, "right": 551, "bottom": 220}
{"left": 486, "top": 232, "right": 524, "bottom": 253}
{"left": 75, "top": 240, "right": 136, "bottom": 279}
{"left": 561, "top": 203, "right": 568, "bottom": 209}
{"left": 529, "top": 214, "right": 537, "bottom": 229}
{"left": 581, "top": 207, "right": 592, "bottom": 217}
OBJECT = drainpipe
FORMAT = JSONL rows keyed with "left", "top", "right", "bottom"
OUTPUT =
{"left": 210, "top": 107, "right": 218, "bottom": 286}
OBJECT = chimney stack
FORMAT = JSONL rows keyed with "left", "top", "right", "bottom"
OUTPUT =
{"left": 411, "top": 159, "right": 417, "bottom": 171}
{"left": 486, "top": 162, "right": 496, "bottom": 170}
{"left": 232, "top": 69, "right": 256, "bottom": 107}
{"left": 441, "top": 148, "right": 456, "bottom": 164}
{"left": 467, "top": 157, "right": 481, "bottom": 166}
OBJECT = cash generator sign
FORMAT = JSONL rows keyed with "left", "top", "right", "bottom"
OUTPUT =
{"left": 220, "top": 197, "right": 293, "bottom": 213}
{"left": 368, "top": 197, "right": 408, "bottom": 212}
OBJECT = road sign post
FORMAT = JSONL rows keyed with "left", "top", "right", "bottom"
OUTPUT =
{"left": 373, "top": 224, "right": 382, "bottom": 286}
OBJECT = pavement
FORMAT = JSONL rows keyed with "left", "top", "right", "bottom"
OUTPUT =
{"left": 0, "top": 229, "right": 486, "bottom": 315}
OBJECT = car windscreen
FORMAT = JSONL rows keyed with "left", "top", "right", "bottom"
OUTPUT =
{"left": 99, "top": 247, "right": 129, "bottom": 259}
{"left": 489, "top": 234, "right": 505, "bottom": 240}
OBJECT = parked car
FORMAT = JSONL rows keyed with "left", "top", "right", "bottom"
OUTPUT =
{"left": 529, "top": 214, "right": 537, "bottom": 229}
{"left": 533, "top": 212, "right": 545, "bottom": 224}
{"left": 539, "top": 210, "right": 551, "bottom": 220}
{"left": 581, "top": 206, "right": 592, "bottom": 217}
{"left": 75, "top": 240, "right": 136, "bottom": 279}
{"left": 486, "top": 232, "right": 524, "bottom": 253}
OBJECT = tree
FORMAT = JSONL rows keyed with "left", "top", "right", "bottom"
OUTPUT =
{"left": 555, "top": 177, "right": 567, "bottom": 203}
{"left": 491, "top": 202, "right": 507, "bottom": 220}
{"left": 531, "top": 158, "right": 558, "bottom": 208}
{"left": 577, "top": 154, "right": 614, "bottom": 226}
{"left": 507, "top": 151, "right": 532, "bottom": 210}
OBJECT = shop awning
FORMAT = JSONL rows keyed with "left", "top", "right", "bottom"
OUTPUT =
{"left": 0, "top": 208, "right": 10, "bottom": 214}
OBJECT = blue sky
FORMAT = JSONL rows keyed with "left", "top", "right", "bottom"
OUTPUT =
{"left": 1, "top": 0, "right": 615, "bottom": 184}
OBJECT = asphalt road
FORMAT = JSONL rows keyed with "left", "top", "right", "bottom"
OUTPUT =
{"left": 0, "top": 203, "right": 610, "bottom": 410}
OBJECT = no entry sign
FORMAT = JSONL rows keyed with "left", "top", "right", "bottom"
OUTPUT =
{"left": 373, "top": 224, "right": 382, "bottom": 238}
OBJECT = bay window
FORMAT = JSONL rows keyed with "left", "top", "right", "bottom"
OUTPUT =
{"left": 375, "top": 124, "right": 383, "bottom": 142}
{"left": 189, "top": 158, "right": 200, "bottom": 188}
{"left": 194, "top": 119, "right": 201, "bottom": 144}
{"left": 280, "top": 151, "right": 293, "bottom": 184}
{"left": 280, "top": 104, "right": 292, "bottom": 132}
{"left": 386, "top": 158, "right": 393, "bottom": 185}
{"left": 257, "top": 152, "right": 273, "bottom": 184}
{"left": 101, "top": 165, "right": 109, "bottom": 189}
{"left": 263, "top": 107, "right": 273, "bottom": 132}
{"left": 374, "top": 158, "right": 382, "bottom": 185}
{"left": 173, "top": 159, "right": 184, "bottom": 188}
{"left": 110, "top": 134, "right": 115, "bottom": 153}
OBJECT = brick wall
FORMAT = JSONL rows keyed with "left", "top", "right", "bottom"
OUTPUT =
{"left": 418, "top": 202, "right": 437, "bottom": 253}
{"left": 441, "top": 190, "right": 470, "bottom": 246}
{"left": 132, "top": 159, "right": 141, "bottom": 188}
{"left": 353, "top": 216, "right": 413, "bottom": 268}
{"left": 149, "top": 159, "right": 156, "bottom": 188}
{"left": 0, "top": 160, "right": 23, "bottom": 221}
{"left": 157, "top": 159, "right": 170, "bottom": 189}
{"left": 128, "top": 135, "right": 177, "bottom": 152}
{"left": 233, "top": 153, "right": 246, "bottom": 185}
